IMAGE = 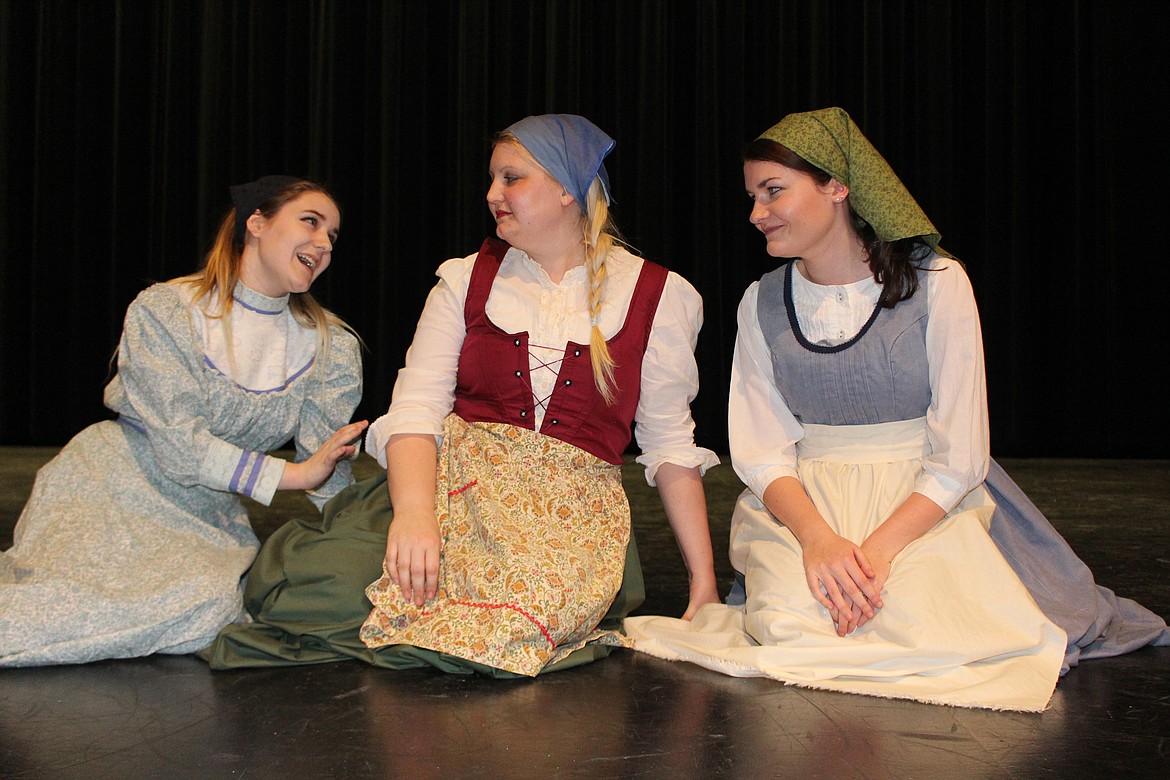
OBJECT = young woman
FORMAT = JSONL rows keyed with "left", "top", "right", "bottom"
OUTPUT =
{"left": 625, "top": 108, "right": 1168, "bottom": 711}
{"left": 203, "top": 115, "right": 721, "bottom": 676}
{"left": 0, "top": 176, "right": 366, "bottom": 667}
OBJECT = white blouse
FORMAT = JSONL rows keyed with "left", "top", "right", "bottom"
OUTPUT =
{"left": 366, "top": 245, "right": 719, "bottom": 485}
{"left": 729, "top": 254, "right": 989, "bottom": 512}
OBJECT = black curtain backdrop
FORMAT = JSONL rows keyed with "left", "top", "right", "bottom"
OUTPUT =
{"left": 2, "top": 0, "right": 1167, "bottom": 457}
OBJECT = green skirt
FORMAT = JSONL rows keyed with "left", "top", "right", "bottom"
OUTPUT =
{"left": 200, "top": 473, "right": 645, "bottom": 677}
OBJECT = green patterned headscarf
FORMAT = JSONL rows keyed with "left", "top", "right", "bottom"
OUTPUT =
{"left": 758, "top": 107, "right": 949, "bottom": 256}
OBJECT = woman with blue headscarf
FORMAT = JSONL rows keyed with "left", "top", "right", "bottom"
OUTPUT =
{"left": 203, "top": 115, "right": 721, "bottom": 676}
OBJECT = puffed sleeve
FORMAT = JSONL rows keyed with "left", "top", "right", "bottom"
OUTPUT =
{"left": 633, "top": 271, "right": 721, "bottom": 485}
{"left": 106, "top": 284, "right": 287, "bottom": 506}
{"left": 915, "top": 256, "right": 990, "bottom": 510}
{"left": 296, "top": 325, "right": 364, "bottom": 510}
{"left": 727, "top": 282, "right": 806, "bottom": 498}
{"left": 363, "top": 254, "right": 472, "bottom": 467}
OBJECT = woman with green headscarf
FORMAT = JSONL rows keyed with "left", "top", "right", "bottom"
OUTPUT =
{"left": 625, "top": 108, "right": 1167, "bottom": 711}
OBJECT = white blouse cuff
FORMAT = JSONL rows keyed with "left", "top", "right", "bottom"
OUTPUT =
{"left": 744, "top": 465, "right": 800, "bottom": 502}
{"left": 199, "top": 439, "right": 282, "bottom": 506}
{"left": 636, "top": 447, "right": 722, "bottom": 487}
{"left": 363, "top": 418, "right": 391, "bottom": 467}
{"left": 913, "top": 470, "right": 967, "bottom": 514}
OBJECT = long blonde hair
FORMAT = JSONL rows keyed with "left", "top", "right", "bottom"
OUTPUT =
{"left": 493, "top": 135, "right": 624, "bottom": 404}
{"left": 173, "top": 179, "right": 357, "bottom": 369}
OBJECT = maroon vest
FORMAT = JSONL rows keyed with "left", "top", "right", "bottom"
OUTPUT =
{"left": 452, "top": 237, "right": 669, "bottom": 465}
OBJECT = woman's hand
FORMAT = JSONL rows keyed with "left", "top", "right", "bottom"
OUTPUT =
{"left": 382, "top": 433, "right": 442, "bottom": 607}
{"left": 859, "top": 541, "right": 893, "bottom": 594}
{"left": 279, "top": 420, "right": 368, "bottom": 491}
{"left": 681, "top": 579, "right": 722, "bottom": 621}
{"left": 800, "top": 526, "right": 884, "bottom": 637}
{"left": 835, "top": 491, "right": 947, "bottom": 632}
{"left": 653, "top": 464, "right": 721, "bottom": 623}
{"left": 384, "top": 509, "right": 442, "bottom": 607}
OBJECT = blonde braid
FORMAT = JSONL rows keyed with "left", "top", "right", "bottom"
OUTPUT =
{"left": 583, "top": 178, "right": 618, "bottom": 405}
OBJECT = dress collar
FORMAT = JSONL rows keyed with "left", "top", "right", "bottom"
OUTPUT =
{"left": 233, "top": 281, "right": 290, "bottom": 314}
{"left": 784, "top": 261, "right": 883, "bottom": 355}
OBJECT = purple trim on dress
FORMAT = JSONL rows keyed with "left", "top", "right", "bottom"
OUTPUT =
{"left": 203, "top": 356, "right": 316, "bottom": 394}
{"left": 233, "top": 297, "right": 283, "bottom": 316}
{"left": 242, "top": 454, "right": 264, "bottom": 497}
{"left": 229, "top": 451, "right": 253, "bottom": 493}
{"left": 283, "top": 359, "right": 314, "bottom": 387}
{"left": 783, "top": 261, "right": 883, "bottom": 355}
{"left": 117, "top": 416, "right": 147, "bottom": 435}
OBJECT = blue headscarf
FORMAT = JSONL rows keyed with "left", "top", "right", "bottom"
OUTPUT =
{"left": 504, "top": 114, "right": 615, "bottom": 209}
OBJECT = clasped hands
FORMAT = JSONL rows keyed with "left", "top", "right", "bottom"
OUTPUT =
{"left": 800, "top": 527, "right": 892, "bottom": 637}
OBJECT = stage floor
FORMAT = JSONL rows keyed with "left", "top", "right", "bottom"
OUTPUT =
{"left": 2, "top": 449, "right": 1168, "bottom": 778}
